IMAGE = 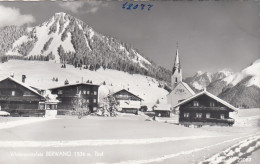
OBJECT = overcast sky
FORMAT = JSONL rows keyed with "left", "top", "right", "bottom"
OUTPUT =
{"left": 0, "top": 0, "right": 259, "bottom": 77}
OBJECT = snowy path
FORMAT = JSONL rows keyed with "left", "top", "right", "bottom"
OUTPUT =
{"left": 199, "top": 133, "right": 260, "bottom": 164}
{"left": 99, "top": 133, "right": 260, "bottom": 164}
{"left": 0, "top": 135, "right": 222, "bottom": 148}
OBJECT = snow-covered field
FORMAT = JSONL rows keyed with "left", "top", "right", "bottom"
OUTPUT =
{"left": 0, "top": 60, "right": 168, "bottom": 108}
{"left": 232, "top": 108, "right": 260, "bottom": 127}
{"left": 0, "top": 108, "right": 259, "bottom": 164}
{"left": 0, "top": 60, "right": 259, "bottom": 164}
{"left": 0, "top": 117, "right": 55, "bottom": 130}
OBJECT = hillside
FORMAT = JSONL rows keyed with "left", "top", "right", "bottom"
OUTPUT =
{"left": 0, "top": 12, "right": 171, "bottom": 82}
{"left": 0, "top": 60, "right": 168, "bottom": 108}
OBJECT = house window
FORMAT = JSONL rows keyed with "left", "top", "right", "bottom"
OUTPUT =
{"left": 87, "top": 99, "right": 89, "bottom": 103}
{"left": 94, "top": 91, "right": 97, "bottom": 95}
{"left": 87, "top": 91, "right": 90, "bottom": 95}
{"left": 11, "top": 91, "right": 15, "bottom": 96}
{"left": 58, "top": 90, "right": 62, "bottom": 94}
{"left": 46, "top": 104, "right": 51, "bottom": 109}
{"left": 83, "top": 90, "right": 86, "bottom": 94}
{"left": 206, "top": 113, "right": 211, "bottom": 118}
{"left": 184, "top": 113, "right": 189, "bottom": 118}
{"left": 175, "top": 78, "right": 177, "bottom": 83}
{"left": 93, "top": 107, "right": 97, "bottom": 112}
{"left": 193, "top": 101, "right": 199, "bottom": 107}
{"left": 23, "top": 91, "right": 32, "bottom": 96}
{"left": 220, "top": 114, "right": 225, "bottom": 119}
{"left": 210, "top": 102, "right": 215, "bottom": 107}
{"left": 51, "top": 105, "right": 57, "bottom": 110}
{"left": 93, "top": 99, "right": 97, "bottom": 103}
{"left": 39, "top": 104, "right": 44, "bottom": 110}
{"left": 196, "top": 113, "right": 202, "bottom": 118}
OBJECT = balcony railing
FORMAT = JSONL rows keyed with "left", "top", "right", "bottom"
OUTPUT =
{"left": 182, "top": 106, "right": 228, "bottom": 111}
{"left": 180, "top": 117, "right": 235, "bottom": 124}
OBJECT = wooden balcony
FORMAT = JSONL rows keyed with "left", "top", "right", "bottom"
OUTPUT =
{"left": 182, "top": 106, "right": 228, "bottom": 111}
{"left": 180, "top": 117, "right": 235, "bottom": 125}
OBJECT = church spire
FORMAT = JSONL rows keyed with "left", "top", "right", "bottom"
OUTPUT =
{"left": 172, "top": 42, "right": 181, "bottom": 75}
{"left": 171, "top": 42, "right": 182, "bottom": 89}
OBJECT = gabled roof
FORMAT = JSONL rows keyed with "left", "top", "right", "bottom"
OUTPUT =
{"left": 0, "top": 77, "right": 45, "bottom": 99}
{"left": 181, "top": 82, "right": 196, "bottom": 95}
{"left": 174, "top": 90, "right": 237, "bottom": 111}
{"left": 112, "top": 89, "right": 143, "bottom": 101}
{"left": 167, "top": 81, "right": 195, "bottom": 95}
{"left": 153, "top": 104, "right": 171, "bottom": 111}
{"left": 48, "top": 82, "right": 100, "bottom": 90}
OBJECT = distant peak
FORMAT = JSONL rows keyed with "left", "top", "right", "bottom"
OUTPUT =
{"left": 55, "top": 12, "right": 67, "bottom": 16}
{"left": 196, "top": 71, "right": 204, "bottom": 76}
{"left": 217, "top": 69, "right": 233, "bottom": 75}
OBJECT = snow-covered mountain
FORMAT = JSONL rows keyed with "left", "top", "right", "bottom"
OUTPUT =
{"left": 185, "top": 60, "right": 260, "bottom": 108}
{"left": 184, "top": 70, "right": 233, "bottom": 91}
{"left": 207, "top": 59, "right": 260, "bottom": 108}
{"left": 0, "top": 12, "right": 171, "bottom": 82}
{"left": 6, "top": 12, "right": 150, "bottom": 66}
{"left": 222, "top": 60, "right": 260, "bottom": 88}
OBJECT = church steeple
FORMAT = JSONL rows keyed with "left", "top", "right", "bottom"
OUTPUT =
{"left": 171, "top": 42, "right": 182, "bottom": 89}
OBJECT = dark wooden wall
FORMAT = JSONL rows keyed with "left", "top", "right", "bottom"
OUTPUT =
{"left": 51, "top": 84, "right": 99, "bottom": 112}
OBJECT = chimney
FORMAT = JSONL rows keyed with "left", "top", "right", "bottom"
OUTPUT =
{"left": 10, "top": 72, "right": 14, "bottom": 78}
{"left": 64, "top": 79, "right": 69, "bottom": 85}
{"left": 22, "top": 75, "right": 26, "bottom": 83}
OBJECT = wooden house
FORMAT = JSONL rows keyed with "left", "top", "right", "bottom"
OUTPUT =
{"left": 112, "top": 89, "right": 143, "bottom": 114}
{"left": 153, "top": 104, "right": 171, "bottom": 117}
{"left": 0, "top": 77, "right": 46, "bottom": 116}
{"left": 174, "top": 89, "right": 237, "bottom": 126}
{"left": 49, "top": 82, "right": 100, "bottom": 114}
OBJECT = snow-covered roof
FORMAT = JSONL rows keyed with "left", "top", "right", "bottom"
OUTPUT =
{"left": 167, "top": 81, "right": 195, "bottom": 95}
{"left": 182, "top": 82, "right": 196, "bottom": 95}
{"left": 119, "top": 100, "right": 141, "bottom": 109}
{"left": 112, "top": 89, "right": 143, "bottom": 101}
{"left": 0, "top": 111, "right": 10, "bottom": 116}
{"left": 1, "top": 77, "right": 45, "bottom": 99}
{"left": 174, "top": 90, "right": 237, "bottom": 111}
{"left": 153, "top": 104, "right": 171, "bottom": 111}
{"left": 48, "top": 82, "right": 100, "bottom": 90}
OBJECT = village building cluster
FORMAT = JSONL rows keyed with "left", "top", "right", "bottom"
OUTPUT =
{"left": 0, "top": 46, "right": 237, "bottom": 126}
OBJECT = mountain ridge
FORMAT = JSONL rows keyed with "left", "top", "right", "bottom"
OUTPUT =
{"left": 185, "top": 59, "right": 260, "bottom": 108}
{"left": 0, "top": 12, "right": 171, "bottom": 83}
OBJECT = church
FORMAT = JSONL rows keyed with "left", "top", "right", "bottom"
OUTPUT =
{"left": 166, "top": 47, "right": 195, "bottom": 111}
